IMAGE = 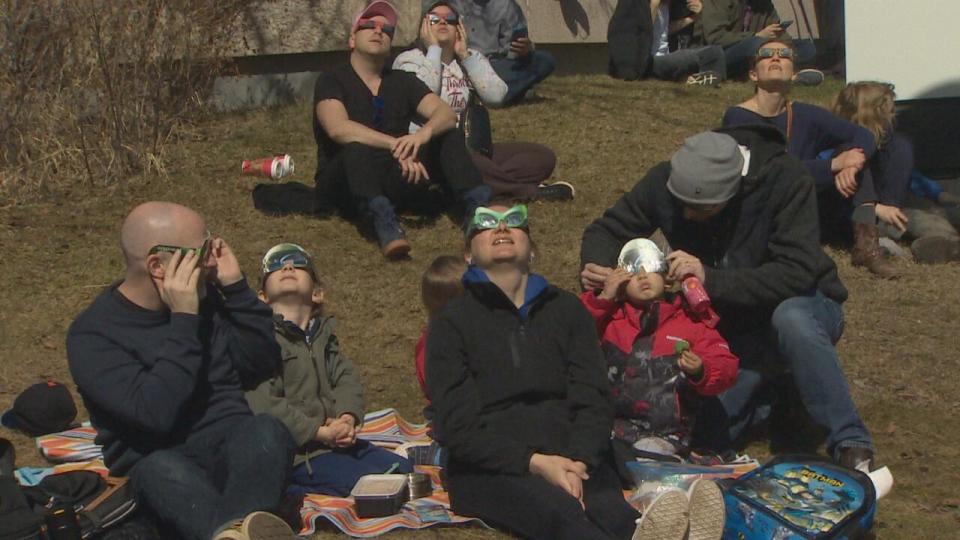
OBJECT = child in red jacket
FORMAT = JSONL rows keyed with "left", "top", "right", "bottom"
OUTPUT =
{"left": 415, "top": 255, "right": 467, "bottom": 403}
{"left": 580, "top": 239, "right": 738, "bottom": 455}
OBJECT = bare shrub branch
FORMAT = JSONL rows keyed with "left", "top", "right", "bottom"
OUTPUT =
{"left": 0, "top": 0, "right": 258, "bottom": 200}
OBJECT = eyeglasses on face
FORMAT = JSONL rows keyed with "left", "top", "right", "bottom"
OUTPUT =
{"left": 467, "top": 205, "right": 528, "bottom": 235}
{"left": 756, "top": 47, "right": 794, "bottom": 60}
{"left": 428, "top": 13, "right": 459, "bottom": 26}
{"left": 149, "top": 231, "right": 212, "bottom": 261}
{"left": 356, "top": 19, "right": 396, "bottom": 38}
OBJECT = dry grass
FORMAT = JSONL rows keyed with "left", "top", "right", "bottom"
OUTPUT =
{"left": 0, "top": 0, "right": 255, "bottom": 200}
{"left": 1, "top": 74, "right": 959, "bottom": 538}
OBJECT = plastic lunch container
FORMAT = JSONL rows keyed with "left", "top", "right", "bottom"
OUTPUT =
{"left": 351, "top": 474, "right": 410, "bottom": 518}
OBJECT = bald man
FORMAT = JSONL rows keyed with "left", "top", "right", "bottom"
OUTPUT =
{"left": 67, "top": 202, "right": 297, "bottom": 540}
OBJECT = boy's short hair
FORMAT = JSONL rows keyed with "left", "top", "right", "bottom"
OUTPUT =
{"left": 421, "top": 255, "right": 467, "bottom": 317}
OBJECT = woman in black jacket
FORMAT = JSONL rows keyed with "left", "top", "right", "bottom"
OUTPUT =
{"left": 425, "top": 203, "right": 688, "bottom": 540}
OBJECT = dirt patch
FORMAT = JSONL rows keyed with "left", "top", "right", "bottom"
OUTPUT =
{"left": 1, "top": 76, "right": 957, "bottom": 538}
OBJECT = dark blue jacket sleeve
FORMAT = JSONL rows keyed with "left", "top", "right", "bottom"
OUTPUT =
{"left": 800, "top": 104, "right": 877, "bottom": 187}
{"left": 218, "top": 278, "right": 282, "bottom": 387}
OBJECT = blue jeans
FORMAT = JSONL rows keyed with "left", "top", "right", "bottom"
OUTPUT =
{"left": 651, "top": 45, "right": 727, "bottom": 80}
{"left": 288, "top": 440, "right": 413, "bottom": 497}
{"left": 723, "top": 36, "right": 816, "bottom": 77}
{"left": 129, "top": 415, "right": 295, "bottom": 540}
{"left": 489, "top": 50, "right": 556, "bottom": 105}
{"left": 695, "top": 293, "right": 873, "bottom": 458}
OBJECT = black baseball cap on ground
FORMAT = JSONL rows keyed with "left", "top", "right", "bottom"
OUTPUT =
{"left": 1, "top": 380, "right": 78, "bottom": 437}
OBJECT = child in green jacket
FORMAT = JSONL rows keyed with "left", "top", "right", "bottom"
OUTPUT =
{"left": 246, "top": 243, "right": 412, "bottom": 497}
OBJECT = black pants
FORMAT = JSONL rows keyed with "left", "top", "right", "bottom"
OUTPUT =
{"left": 447, "top": 460, "right": 639, "bottom": 540}
{"left": 315, "top": 128, "right": 483, "bottom": 215}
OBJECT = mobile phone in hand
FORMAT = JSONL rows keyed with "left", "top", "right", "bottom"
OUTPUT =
{"left": 779, "top": 20, "right": 793, "bottom": 30}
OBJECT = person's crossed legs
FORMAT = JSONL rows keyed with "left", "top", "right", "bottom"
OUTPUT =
{"left": 129, "top": 415, "right": 295, "bottom": 540}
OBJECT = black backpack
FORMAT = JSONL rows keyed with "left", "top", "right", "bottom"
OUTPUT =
{"left": 0, "top": 476, "right": 42, "bottom": 540}
{"left": 23, "top": 471, "right": 138, "bottom": 539}
{"left": 607, "top": 0, "right": 655, "bottom": 80}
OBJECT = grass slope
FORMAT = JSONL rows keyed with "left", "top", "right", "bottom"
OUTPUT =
{"left": 1, "top": 75, "right": 958, "bottom": 538}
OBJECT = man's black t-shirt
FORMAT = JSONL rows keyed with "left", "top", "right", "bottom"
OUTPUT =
{"left": 312, "top": 63, "right": 431, "bottom": 172}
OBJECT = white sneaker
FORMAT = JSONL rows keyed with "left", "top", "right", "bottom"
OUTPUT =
{"left": 686, "top": 479, "right": 726, "bottom": 540}
{"left": 631, "top": 489, "right": 688, "bottom": 540}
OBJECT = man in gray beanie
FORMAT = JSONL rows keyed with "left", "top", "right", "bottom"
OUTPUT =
{"left": 579, "top": 125, "right": 876, "bottom": 474}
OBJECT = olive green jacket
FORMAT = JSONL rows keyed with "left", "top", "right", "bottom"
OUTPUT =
{"left": 246, "top": 314, "right": 364, "bottom": 466}
{"left": 691, "top": 0, "right": 780, "bottom": 48}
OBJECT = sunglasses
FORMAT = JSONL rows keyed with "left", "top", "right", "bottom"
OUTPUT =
{"left": 467, "top": 205, "right": 528, "bottom": 235}
{"left": 756, "top": 47, "right": 794, "bottom": 60}
{"left": 149, "top": 231, "right": 212, "bottom": 261}
{"left": 262, "top": 250, "right": 311, "bottom": 275}
{"left": 428, "top": 13, "right": 459, "bottom": 25}
{"left": 356, "top": 19, "right": 396, "bottom": 38}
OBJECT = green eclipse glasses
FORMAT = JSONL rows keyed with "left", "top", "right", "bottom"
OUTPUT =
{"left": 466, "top": 205, "right": 528, "bottom": 236}
{"left": 756, "top": 47, "right": 794, "bottom": 60}
{"left": 149, "top": 231, "right": 212, "bottom": 261}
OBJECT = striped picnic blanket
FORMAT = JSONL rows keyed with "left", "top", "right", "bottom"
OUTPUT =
{"left": 355, "top": 408, "right": 432, "bottom": 448}
{"left": 36, "top": 422, "right": 102, "bottom": 462}
{"left": 299, "top": 465, "right": 486, "bottom": 538}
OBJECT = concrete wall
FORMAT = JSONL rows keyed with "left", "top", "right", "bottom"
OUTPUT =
{"left": 224, "top": 0, "right": 818, "bottom": 58}
{"left": 211, "top": 0, "right": 822, "bottom": 111}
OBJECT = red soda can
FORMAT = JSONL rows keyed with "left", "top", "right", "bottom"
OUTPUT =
{"left": 240, "top": 154, "right": 294, "bottom": 179}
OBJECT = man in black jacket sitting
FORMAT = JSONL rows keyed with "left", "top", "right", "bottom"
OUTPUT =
{"left": 580, "top": 126, "right": 876, "bottom": 472}
{"left": 67, "top": 202, "right": 296, "bottom": 540}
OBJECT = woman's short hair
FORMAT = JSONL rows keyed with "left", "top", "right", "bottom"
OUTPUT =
{"left": 421, "top": 255, "right": 467, "bottom": 317}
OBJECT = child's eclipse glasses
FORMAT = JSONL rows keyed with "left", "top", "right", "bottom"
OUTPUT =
{"left": 756, "top": 47, "right": 794, "bottom": 60}
{"left": 149, "top": 231, "right": 212, "bottom": 261}
{"left": 428, "top": 13, "right": 459, "bottom": 25}
{"left": 467, "top": 205, "right": 528, "bottom": 235}
{"left": 356, "top": 19, "right": 396, "bottom": 38}
{"left": 262, "top": 250, "right": 311, "bottom": 275}
{"left": 617, "top": 239, "right": 667, "bottom": 275}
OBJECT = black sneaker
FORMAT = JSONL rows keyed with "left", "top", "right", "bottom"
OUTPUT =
{"left": 536, "top": 181, "right": 575, "bottom": 202}
{"left": 793, "top": 69, "right": 825, "bottom": 86}
{"left": 685, "top": 71, "right": 721, "bottom": 87}
{"left": 837, "top": 446, "right": 875, "bottom": 474}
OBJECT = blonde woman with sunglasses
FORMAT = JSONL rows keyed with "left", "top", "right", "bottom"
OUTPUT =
{"left": 723, "top": 38, "right": 900, "bottom": 278}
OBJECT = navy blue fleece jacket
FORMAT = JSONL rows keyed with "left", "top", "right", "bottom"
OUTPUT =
{"left": 67, "top": 279, "right": 280, "bottom": 475}
{"left": 426, "top": 268, "right": 614, "bottom": 475}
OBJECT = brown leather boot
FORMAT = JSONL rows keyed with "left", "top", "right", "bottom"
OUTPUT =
{"left": 851, "top": 222, "right": 900, "bottom": 279}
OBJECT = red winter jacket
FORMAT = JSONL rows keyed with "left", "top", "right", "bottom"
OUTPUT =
{"left": 414, "top": 327, "right": 430, "bottom": 402}
{"left": 579, "top": 291, "right": 738, "bottom": 396}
